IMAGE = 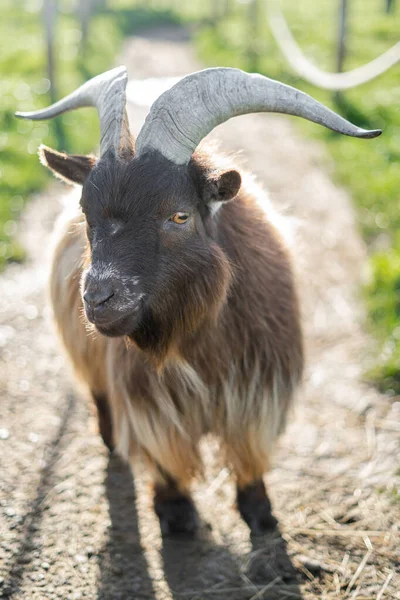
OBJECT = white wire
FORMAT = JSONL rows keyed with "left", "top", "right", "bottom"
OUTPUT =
{"left": 267, "top": 0, "right": 400, "bottom": 90}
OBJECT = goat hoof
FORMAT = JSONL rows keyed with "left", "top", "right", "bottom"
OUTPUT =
{"left": 237, "top": 480, "right": 278, "bottom": 535}
{"left": 154, "top": 491, "right": 198, "bottom": 536}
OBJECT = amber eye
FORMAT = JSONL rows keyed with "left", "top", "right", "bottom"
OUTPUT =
{"left": 170, "top": 212, "right": 190, "bottom": 224}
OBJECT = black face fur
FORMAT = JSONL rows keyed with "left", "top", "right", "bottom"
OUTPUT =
{"left": 41, "top": 146, "right": 241, "bottom": 361}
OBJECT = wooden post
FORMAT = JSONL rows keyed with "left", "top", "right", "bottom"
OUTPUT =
{"left": 43, "top": 0, "right": 57, "bottom": 106}
{"left": 334, "top": 0, "right": 348, "bottom": 104}
{"left": 78, "top": 0, "right": 92, "bottom": 53}
{"left": 221, "top": 0, "right": 235, "bottom": 19}
{"left": 336, "top": 0, "right": 348, "bottom": 73}
{"left": 385, "top": 0, "right": 395, "bottom": 12}
{"left": 78, "top": 0, "right": 106, "bottom": 49}
{"left": 211, "top": 0, "right": 221, "bottom": 21}
{"left": 247, "top": 0, "right": 261, "bottom": 72}
{"left": 43, "top": 0, "right": 66, "bottom": 148}
{"left": 210, "top": 0, "right": 234, "bottom": 25}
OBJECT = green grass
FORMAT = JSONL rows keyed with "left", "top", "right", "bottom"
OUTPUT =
{"left": 0, "top": 1, "right": 123, "bottom": 267}
{"left": 189, "top": 0, "right": 400, "bottom": 393}
{"left": 0, "top": 0, "right": 180, "bottom": 269}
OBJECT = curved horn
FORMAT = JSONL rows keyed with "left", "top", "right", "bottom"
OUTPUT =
{"left": 15, "top": 66, "right": 133, "bottom": 158}
{"left": 135, "top": 67, "right": 381, "bottom": 165}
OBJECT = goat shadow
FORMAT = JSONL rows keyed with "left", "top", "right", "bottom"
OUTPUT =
{"left": 96, "top": 455, "right": 155, "bottom": 600}
{"left": 3, "top": 393, "right": 77, "bottom": 599}
{"left": 161, "top": 525, "right": 303, "bottom": 600}
{"left": 97, "top": 456, "right": 304, "bottom": 600}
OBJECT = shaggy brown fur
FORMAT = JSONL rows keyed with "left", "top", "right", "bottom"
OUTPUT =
{"left": 47, "top": 146, "right": 303, "bottom": 534}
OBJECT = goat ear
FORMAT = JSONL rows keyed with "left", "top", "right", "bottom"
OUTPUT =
{"left": 204, "top": 169, "right": 242, "bottom": 206}
{"left": 39, "top": 144, "right": 97, "bottom": 185}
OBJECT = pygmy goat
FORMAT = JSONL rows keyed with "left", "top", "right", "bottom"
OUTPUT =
{"left": 16, "top": 66, "right": 381, "bottom": 534}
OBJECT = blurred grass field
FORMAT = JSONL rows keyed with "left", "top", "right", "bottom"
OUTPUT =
{"left": 0, "top": 0, "right": 399, "bottom": 392}
{"left": 191, "top": 0, "right": 400, "bottom": 394}
{"left": 0, "top": 0, "right": 122, "bottom": 266}
{"left": 0, "top": 0, "right": 180, "bottom": 271}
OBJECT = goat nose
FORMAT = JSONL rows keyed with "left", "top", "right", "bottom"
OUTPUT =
{"left": 83, "top": 286, "right": 114, "bottom": 308}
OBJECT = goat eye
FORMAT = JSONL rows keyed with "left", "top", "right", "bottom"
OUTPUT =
{"left": 170, "top": 212, "right": 190, "bottom": 224}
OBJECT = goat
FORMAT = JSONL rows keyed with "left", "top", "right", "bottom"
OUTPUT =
{"left": 16, "top": 67, "right": 381, "bottom": 535}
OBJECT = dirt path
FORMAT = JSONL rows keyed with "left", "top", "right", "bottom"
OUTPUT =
{"left": 0, "top": 26, "right": 398, "bottom": 600}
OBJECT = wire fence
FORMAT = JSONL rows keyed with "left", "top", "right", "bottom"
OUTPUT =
{"left": 266, "top": 1, "right": 400, "bottom": 91}
{"left": 41, "top": 0, "right": 399, "bottom": 144}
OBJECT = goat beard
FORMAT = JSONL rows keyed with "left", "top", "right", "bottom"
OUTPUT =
{"left": 123, "top": 245, "right": 232, "bottom": 370}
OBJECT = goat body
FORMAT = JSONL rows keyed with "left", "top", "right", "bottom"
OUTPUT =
{"left": 17, "top": 64, "right": 379, "bottom": 534}
{"left": 49, "top": 147, "right": 303, "bottom": 534}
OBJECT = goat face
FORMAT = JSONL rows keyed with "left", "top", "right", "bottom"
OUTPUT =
{"left": 42, "top": 147, "right": 240, "bottom": 360}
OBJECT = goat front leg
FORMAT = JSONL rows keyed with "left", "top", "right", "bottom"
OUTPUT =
{"left": 152, "top": 465, "right": 198, "bottom": 536}
{"left": 237, "top": 479, "right": 277, "bottom": 534}
{"left": 143, "top": 438, "right": 202, "bottom": 536}
{"left": 224, "top": 436, "right": 278, "bottom": 535}
{"left": 91, "top": 391, "right": 114, "bottom": 452}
